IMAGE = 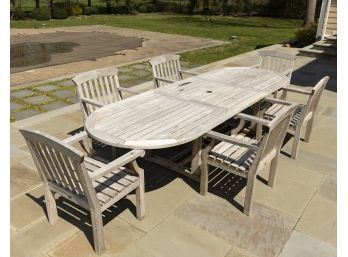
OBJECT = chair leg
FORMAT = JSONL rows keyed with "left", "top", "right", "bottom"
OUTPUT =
{"left": 200, "top": 149, "right": 209, "bottom": 196}
{"left": 44, "top": 186, "right": 58, "bottom": 225}
{"left": 304, "top": 118, "right": 314, "bottom": 143}
{"left": 91, "top": 209, "right": 105, "bottom": 255}
{"left": 291, "top": 128, "right": 301, "bottom": 159}
{"left": 244, "top": 173, "right": 256, "bottom": 216}
{"left": 268, "top": 156, "right": 278, "bottom": 187}
{"left": 136, "top": 175, "right": 146, "bottom": 221}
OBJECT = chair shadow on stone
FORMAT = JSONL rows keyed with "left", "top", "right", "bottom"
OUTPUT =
{"left": 25, "top": 192, "right": 136, "bottom": 249}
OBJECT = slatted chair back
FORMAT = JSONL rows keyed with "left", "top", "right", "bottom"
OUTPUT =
{"left": 253, "top": 104, "right": 297, "bottom": 173}
{"left": 73, "top": 67, "right": 122, "bottom": 118}
{"left": 20, "top": 129, "right": 97, "bottom": 208}
{"left": 258, "top": 50, "right": 296, "bottom": 79}
{"left": 304, "top": 76, "right": 329, "bottom": 119}
{"left": 150, "top": 55, "right": 183, "bottom": 87}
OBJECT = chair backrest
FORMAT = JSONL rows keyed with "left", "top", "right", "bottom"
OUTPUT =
{"left": 252, "top": 103, "right": 297, "bottom": 173}
{"left": 258, "top": 50, "right": 296, "bottom": 79}
{"left": 19, "top": 129, "right": 96, "bottom": 206}
{"left": 303, "top": 76, "right": 329, "bottom": 119}
{"left": 149, "top": 55, "right": 182, "bottom": 88}
{"left": 73, "top": 67, "right": 122, "bottom": 118}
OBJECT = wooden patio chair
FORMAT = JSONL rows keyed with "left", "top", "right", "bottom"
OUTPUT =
{"left": 149, "top": 54, "right": 199, "bottom": 88}
{"left": 19, "top": 129, "right": 146, "bottom": 255}
{"left": 200, "top": 100, "right": 297, "bottom": 215}
{"left": 263, "top": 76, "right": 329, "bottom": 159}
{"left": 73, "top": 66, "right": 139, "bottom": 121}
{"left": 255, "top": 50, "right": 296, "bottom": 79}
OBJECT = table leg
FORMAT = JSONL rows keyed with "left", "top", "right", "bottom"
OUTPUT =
{"left": 253, "top": 102, "right": 262, "bottom": 141}
{"left": 191, "top": 137, "right": 202, "bottom": 175}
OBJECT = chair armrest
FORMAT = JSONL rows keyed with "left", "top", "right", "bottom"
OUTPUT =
{"left": 281, "top": 85, "right": 312, "bottom": 95}
{"left": 80, "top": 97, "right": 104, "bottom": 108}
{"left": 280, "top": 69, "right": 292, "bottom": 77}
{"left": 235, "top": 113, "right": 270, "bottom": 127}
{"left": 63, "top": 131, "right": 88, "bottom": 145}
{"left": 118, "top": 86, "right": 141, "bottom": 95}
{"left": 89, "top": 150, "right": 145, "bottom": 181}
{"left": 263, "top": 97, "right": 297, "bottom": 106}
{"left": 179, "top": 69, "right": 199, "bottom": 76}
{"left": 154, "top": 76, "right": 176, "bottom": 84}
{"left": 205, "top": 131, "right": 258, "bottom": 151}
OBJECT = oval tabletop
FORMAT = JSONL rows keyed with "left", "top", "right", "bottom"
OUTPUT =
{"left": 85, "top": 67, "right": 289, "bottom": 149}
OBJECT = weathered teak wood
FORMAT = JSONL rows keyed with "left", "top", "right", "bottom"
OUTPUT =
{"left": 264, "top": 76, "right": 329, "bottom": 159}
{"left": 19, "top": 129, "right": 145, "bottom": 255}
{"left": 85, "top": 67, "right": 290, "bottom": 152}
{"left": 256, "top": 50, "right": 296, "bottom": 79}
{"left": 149, "top": 54, "right": 199, "bottom": 88}
{"left": 72, "top": 66, "right": 138, "bottom": 121}
{"left": 201, "top": 101, "right": 297, "bottom": 215}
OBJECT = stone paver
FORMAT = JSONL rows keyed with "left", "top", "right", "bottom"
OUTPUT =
{"left": 25, "top": 95, "right": 54, "bottom": 105}
{"left": 12, "top": 109, "right": 42, "bottom": 121}
{"left": 137, "top": 215, "right": 231, "bottom": 257}
{"left": 318, "top": 175, "right": 337, "bottom": 202}
{"left": 225, "top": 246, "right": 259, "bottom": 257}
{"left": 11, "top": 186, "right": 45, "bottom": 231}
{"left": 52, "top": 90, "right": 76, "bottom": 99}
{"left": 174, "top": 194, "right": 296, "bottom": 257}
{"left": 10, "top": 164, "right": 40, "bottom": 199}
{"left": 11, "top": 89, "right": 33, "bottom": 98}
{"left": 296, "top": 194, "right": 337, "bottom": 247}
{"left": 237, "top": 167, "right": 317, "bottom": 218}
{"left": 119, "top": 177, "right": 197, "bottom": 232}
{"left": 34, "top": 84, "right": 58, "bottom": 92}
{"left": 42, "top": 101, "right": 70, "bottom": 112}
{"left": 59, "top": 80, "right": 75, "bottom": 87}
{"left": 46, "top": 219, "right": 145, "bottom": 257}
{"left": 11, "top": 102, "right": 23, "bottom": 111}
{"left": 11, "top": 218, "right": 77, "bottom": 257}
{"left": 279, "top": 231, "right": 336, "bottom": 257}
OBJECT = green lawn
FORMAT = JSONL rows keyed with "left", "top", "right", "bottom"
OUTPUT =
{"left": 11, "top": 13, "right": 302, "bottom": 66}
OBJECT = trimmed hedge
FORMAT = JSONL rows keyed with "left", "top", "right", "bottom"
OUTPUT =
{"left": 52, "top": 7, "right": 68, "bottom": 19}
{"left": 31, "top": 8, "right": 50, "bottom": 20}
{"left": 83, "top": 6, "right": 99, "bottom": 15}
{"left": 138, "top": 3, "right": 156, "bottom": 13}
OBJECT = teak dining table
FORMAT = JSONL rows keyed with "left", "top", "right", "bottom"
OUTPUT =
{"left": 85, "top": 67, "right": 290, "bottom": 181}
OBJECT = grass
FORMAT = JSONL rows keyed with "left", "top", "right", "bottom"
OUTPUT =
{"left": 11, "top": 13, "right": 301, "bottom": 65}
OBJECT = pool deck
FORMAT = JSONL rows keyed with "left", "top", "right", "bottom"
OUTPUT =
{"left": 10, "top": 46, "right": 337, "bottom": 257}
{"left": 10, "top": 25, "right": 225, "bottom": 86}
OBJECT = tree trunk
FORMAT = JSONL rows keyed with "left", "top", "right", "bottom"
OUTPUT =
{"left": 203, "top": 0, "right": 210, "bottom": 14}
{"left": 304, "top": 0, "right": 317, "bottom": 27}
{"left": 222, "top": 0, "right": 228, "bottom": 16}
{"left": 35, "top": 0, "right": 40, "bottom": 8}
{"left": 88, "top": 0, "right": 91, "bottom": 7}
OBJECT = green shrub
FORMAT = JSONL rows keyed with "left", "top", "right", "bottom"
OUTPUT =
{"left": 83, "top": 6, "right": 98, "bottom": 15}
{"left": 12, "top": 8, "right": 26, "bottom": 20}
{"left": 68, "top": 3, "right": 83, "bottom": 16}
{"left": 295, "top": 24, "right": 317, "bottom": 46}
{"left": 138, "top": 3, "right": 156, "bottom": 13}
{"left": 112, "top": 5, "right": 130, "bottom": 14}
{"left": 31, "top": 8, "right": 50, "bottom": 20}
{"left": 52, "top": 7, "right": 68, "bottom": 19}
{"left": 156, "top": 1, "right": 182, "bottom": 13}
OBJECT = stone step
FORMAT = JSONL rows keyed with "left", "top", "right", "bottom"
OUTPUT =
{"left": 325, "top": 34, "right": 337, "bottom": 44}
{"left": 299, "top": 45, "right": 336, "bottom": 59}
{"left": 313, "top": 42, "right": 337, "bottom": 50}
